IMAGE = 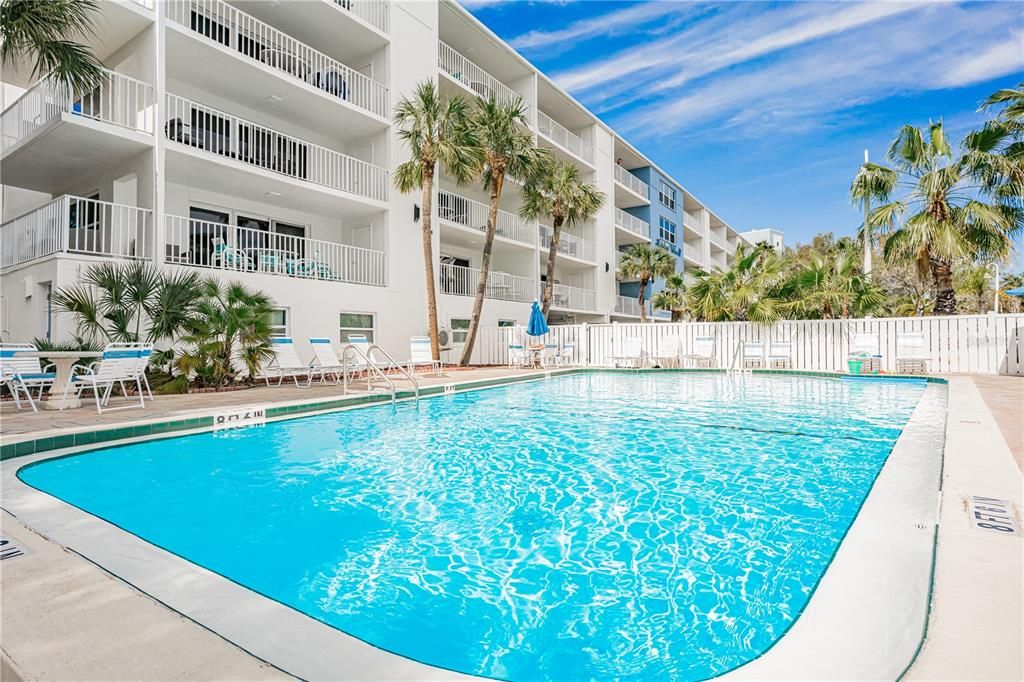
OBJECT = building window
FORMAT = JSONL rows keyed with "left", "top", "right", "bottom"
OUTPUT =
{"left": 268, "top": 309, "right": 289, "bottom": 337}
{"left": 451, "top": 318, "right": 470, "bottom": 343}
{"left": 659, "top": 217, "right": 677, "bottom": 245}
{"left": 658, "top": 181, "right": 676, "bottom": 211}
{"left": 497, "top": 319, "right": 517, "bottom": 328}
{"left": 340, "top": 312, "right": 375, "bottom": 342}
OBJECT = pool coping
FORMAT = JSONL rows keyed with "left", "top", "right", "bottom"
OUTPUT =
{"left": 0, "top": 370, "right": 948, "bottom": 681}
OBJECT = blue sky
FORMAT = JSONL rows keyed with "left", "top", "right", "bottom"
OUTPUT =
{"left": 463, "top": 0, "right": 1024, "bottom": 248}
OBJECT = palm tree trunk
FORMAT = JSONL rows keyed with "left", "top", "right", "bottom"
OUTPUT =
{"left": 637, "top": 279, "right": 648, "bottom": 323}
{"left": 421, "top": 168, "right": 441, "bottom": 361}
{"left": 459, "top": 174, "right": 504, "bottom": 365}
{"left": 541, "top": 215, "right": 563, "bottom": 317}
{"left": 931, "top": 258, "right": 956, "bottom": 316}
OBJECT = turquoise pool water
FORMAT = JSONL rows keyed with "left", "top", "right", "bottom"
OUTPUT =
{"left": 20, "top": 373, "right": 926, "bottom": 681}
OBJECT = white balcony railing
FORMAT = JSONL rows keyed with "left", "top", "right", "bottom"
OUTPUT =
{"left": 614, "top": 295, "right": 651, "bottom": 317}
{"left": 335, "top": 0, "right": 389, "bottom": 34}
{"left": 539, "top": 225, "right": 595, "bottom": 262}
{"left": 1, "top": 68, "right": 154, "bottom": 151}
{"left": 683, "top": 209, "right": 701, "bottom": 231}
{"left": 537, "top": 111, "right": 593, "bottom": 164}
{"left": 614, "top": 165, "right": 650, "bottom": 199}
{"left": 1, "top": 196, "right": 152, "bottom": 269}
{"left": 542, "top": 282, "right": 596, "bottom": 311}
{"left": 438, "top": 42, "right": 525, "bottom": 112}
{"left": 129, "top": 0, "right": 155, "bottom": 9}
{"left": 165, "top": 215, "right": 386, "bottom": 287}
{"left": 436, "top": 190, "right": 533, "bottom": 245}
{"left": 166, "top": 0, "right": 388, "bottom": 118}
{"left": 165, "top": 94, "right": 388, "bottom": 202}
{"left": 709, "top": 230, "right": 729, "bottom": 251}
{"left": 614, "top": 207, "right": 649, "bottom": 239}
{"left": 440, "top": 263, "right": 533, "bottom": 303}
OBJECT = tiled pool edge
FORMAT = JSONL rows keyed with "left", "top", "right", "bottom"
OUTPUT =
{"left": 1, "top": 373, "right": 949, "bottom": 681}
{"left": 0, "top": 368, "right": 947, "bottom": 461}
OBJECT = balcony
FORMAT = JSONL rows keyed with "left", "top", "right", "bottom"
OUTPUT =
{"left": 165, "top": 215, "right": 386, "bottom": 287}
{"left": 164, "top": 0, "right": 388, "bottom": 136}
{"left": 164, "top": 93, "right": 388, "bottom": 213}
{"left": 709, "top": 230, "right": 729, "bottom": 252}
{"left": 438, "top": 42, "right": 525, "bottom": 112}
{"left": 614, "top": 295, "right": 651, "bottom": 318}
{"left": 440, "top": 263, "right": 533, "bottom": 303}
{"left": 537, "top": 111, "right": 593, "bottom": 166}
{"left": 1, "top": 69, "right": 155, "bottom": 192}
{"left": 539, "top": 225, "right": 595, "bottom": 263}
{"left": 614, "top": 207, "right": 650, "bottom": 245}
{"left": 1, "top": 196, "right": 152, "bottom": 269}
{"left": 437, "top": 190, "right": 534, "bottom": 246}
{"left": 542, "top": 282, "right": 596, "bottom": 312}
{"left": 614, "top": 165, "right": 650, "bottom": 208}
{"left": 336, "top": 0, "right": 389, "bottom": 34}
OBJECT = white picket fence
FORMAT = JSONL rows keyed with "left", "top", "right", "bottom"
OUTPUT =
{"left": 476, "top": 315, "right": 1024, "bottom": 375}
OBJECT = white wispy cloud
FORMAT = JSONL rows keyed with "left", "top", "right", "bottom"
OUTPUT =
{"left": 509, "top": 2, "right": 696, "bottom": 52}
{"left": 941, "top": 30, "right": 1024, "bottom": 87}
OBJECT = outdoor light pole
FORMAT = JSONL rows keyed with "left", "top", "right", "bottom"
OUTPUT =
{"left": 987, "top": 262, "right": 1000, "bottom": 314}
{"left": 863, "top": 149, "right": 872, "bottom": 277}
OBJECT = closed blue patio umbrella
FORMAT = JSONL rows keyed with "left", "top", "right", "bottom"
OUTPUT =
{"left": 1005, "top": 286, "right": 1024, "bottom": 297}
{"left": 527, "top": 300, "right": 549, "bottom": 337}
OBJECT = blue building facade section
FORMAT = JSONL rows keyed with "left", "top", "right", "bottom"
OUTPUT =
{"left": 617, "top": 167, "right": 685, "bottom": 303}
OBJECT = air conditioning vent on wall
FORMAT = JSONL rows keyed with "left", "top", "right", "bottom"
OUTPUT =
{"left": 437, "top": 327, "right": 453, "bottom": 350}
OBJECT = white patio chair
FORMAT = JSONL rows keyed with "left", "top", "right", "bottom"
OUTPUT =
{"left": 309, "top": 337, "right": 345, "bottom": 383}
{"left": 651, "top": 336, "right": 681, "bottom": 368}
{"left": 558, "top": 342, "right": 577, "bottom": 367}
{"left": 62, "top": 343, "right": 153, "bottom": 414}
{"left": 407, "top": 336, "right": 442, "bottom": 376}
{"left": 0, "top": 343, "right": 56, "bottom": 412}
{"left": 540, "top": 343, "right": 559, "bottom": 368}
{"left": 767, "top": 341, "right": 792, "bottom": 369}
{"left": 850, "top": 332, "right": 882, "bottom": 373}
{"left": 612, "top": 337, "right": 646, "bottom": 368}
{"left": 683, "top": 336, "right": 717, "bottom": 368}
{"left": 508, "top": 343, "right": 532, "bottom": 369}
{"left": 743, "top": 341, "right": 765, "bottom": 369}
{"left": 896, "top": 332, "right": 929, "bottom": 374}
{"left": 263, "top": 337, "right": 311, "bottom": 387}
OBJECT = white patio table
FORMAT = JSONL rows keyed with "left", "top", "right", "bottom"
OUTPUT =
{"left": 11, "top": 349, "right": 103, "bottom": 410}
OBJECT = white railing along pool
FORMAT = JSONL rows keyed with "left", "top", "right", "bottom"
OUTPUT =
{"left": 1, "top": 196, "right": 152, "bottom": 268}
{"left": 166, "top": 0, "right": 388, "bottom": 118}
{"left": 165, "top": 215, "right": 386, "bottom": 286}
{"left": 165, "top": 93, "right": 388, "bottom": 202}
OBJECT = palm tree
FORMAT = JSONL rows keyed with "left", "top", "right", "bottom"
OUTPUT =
{"left": 52, "top": 262, "right": 201, "bottom": 345}
{"left": 458, "top": 96, "right": 549, "bottom": 365}
{"left": 850, "top": 121, "right": 1021, "bottom": 315}
{"left": 176, "top": 279, "right": 275, "bottom": 389}
{"left": 786, "top": 250, "right": 884, "bottom": 319}
{"left": 394, "top": 81, "right": 481, "bottom": 361}
{"left": 954, "top": 263, "right": 992, "bottom": 314}
{"left": 981, "top": 82, "right": 1024, "bottom": 129}
{"left": 0, "top": 0, "right": 105, "bottom": 94}
{"left": 686, "top": 243, "right": 785, "bottom": 323}
{"left": 617, "top": 243, "right": 676, "bottom": 322}
{"left": 520, "top": 159, "right": 605, "bottom": 317}
{"left": 970, "top": 83, "right": 1024, "bottom": 208}
{"left": 651, "top": 273, "right": 687, "bottom": 321}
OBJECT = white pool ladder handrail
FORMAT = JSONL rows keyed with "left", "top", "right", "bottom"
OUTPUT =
{"left": 367, "top": 343, "right": 420, "bottom": 402}
{"left": 727, "top": 340, "right": 751, "bottom": 374}
{"left": 341, "top": 343, "right": 397, "bottom": 410}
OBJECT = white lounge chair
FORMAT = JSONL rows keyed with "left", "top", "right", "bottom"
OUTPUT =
{"left": 309, "top": 337, "right": 345, "bottom": 383}
{"left": 263, "top": 337, "right": 311, "bottom": 387}
{"left": 407, "top": 336, "right": 442, "bottom": 376}
{"left": 558, "top": 342, "right": 577, "bottom": 366}
{"left": 0, "top": 343, "right": 56, "bottom": 412}
{"left": 896, "top": 332, "right": 929, "bottom": 374}
{"left": 651, "top": 336, "right": 681, "bottom": 368}
{"left": 683, "top": 336, "right": 717, "bottom": 368}
{"left": 344, "top": 334, "right": 371, "bottom": 376}
{"left": 768, "top": 341, "right": 792, "bottom": 369}
{"left": 63, "top": 343, "right": 153, "bottom": 414}
{"left": 743, "top": 341, "right": 765, "bottom": 369}
{"left": 850, "top": 332, "right": 882, "bottom": 373}
{"left": 541, "top": 343, "right": 559, "bottom": 368}
{"left": 612, "top": 337, "right": 646, "bottom": 368}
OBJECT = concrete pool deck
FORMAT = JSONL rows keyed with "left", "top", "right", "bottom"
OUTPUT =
{"left": 1, "top": 370, "right": 1021, "bottom": 681}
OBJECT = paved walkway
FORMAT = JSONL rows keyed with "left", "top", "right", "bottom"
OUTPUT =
{"left": 971, "top": 375, "right": 1023, "bottom": 473}
{"left": 0, "top": 366, "right": 536, "bottom": 438}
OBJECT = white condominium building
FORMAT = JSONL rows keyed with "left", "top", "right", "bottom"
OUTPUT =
{"left": 0, "top": 0, "right": 745, "bottom": 361}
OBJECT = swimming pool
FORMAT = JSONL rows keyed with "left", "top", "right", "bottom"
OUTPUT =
{"left": 20, "top": 373, "right": 928, "bottom": 681}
